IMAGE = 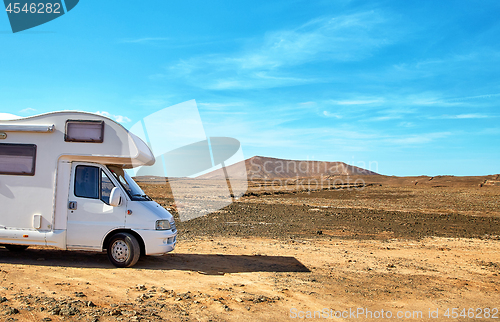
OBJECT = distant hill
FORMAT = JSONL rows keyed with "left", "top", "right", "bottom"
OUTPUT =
{"left": 198, "top": 156, "right": 379, "bottom": 179}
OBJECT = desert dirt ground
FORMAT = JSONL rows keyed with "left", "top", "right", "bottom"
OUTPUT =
{"left": 0, "top": 175, "right": 499, "bottom": 321}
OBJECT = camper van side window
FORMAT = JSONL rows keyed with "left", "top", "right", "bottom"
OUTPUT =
{"left": 65, "top": 120, "right": 104, "bottom": 143}
{"left": 74, "top": 166, "right": 99, "bottom": 199}
{"left": 0, "top": 143, "right": 36, "bottom": 176}
{"left": 100, "top": 170, "right": 115, "bottom": 204}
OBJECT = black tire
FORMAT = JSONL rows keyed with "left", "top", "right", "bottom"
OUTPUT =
{"left": 5, "top": 245, "right": 28, "bottom": 252}
{"left": 107, "top": 233, "right": 140, "bottom": 268}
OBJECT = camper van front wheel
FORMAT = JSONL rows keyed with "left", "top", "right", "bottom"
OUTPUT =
{"left": 107, "top": 233, "right": 140, "bottom": 268}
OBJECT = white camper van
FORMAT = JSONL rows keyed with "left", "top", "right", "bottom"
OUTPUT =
{"left": 0, "top": 112, "right": 177, "bottom": 267}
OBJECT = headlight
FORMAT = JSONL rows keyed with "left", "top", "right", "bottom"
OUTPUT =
{"left": 155, "top": 220, "right": 171, "bottom": 230}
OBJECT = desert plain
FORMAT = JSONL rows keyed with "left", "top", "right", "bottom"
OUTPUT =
{"left": 0, "top": 169, "right": 499, "bottom": 321}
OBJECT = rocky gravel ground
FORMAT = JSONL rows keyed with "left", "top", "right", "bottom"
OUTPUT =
{"left": 0, "top": 272, "right": 286, "bottom": 322}
{"left": 0, "top": 177, "right": 498, "bottom": 321}
{"left": 176, "top": 200, "right": 500, "bottom": 241}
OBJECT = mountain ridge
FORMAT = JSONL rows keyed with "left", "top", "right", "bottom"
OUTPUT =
{"left": 198, "top": 155, "right": 379, "bottom": 179}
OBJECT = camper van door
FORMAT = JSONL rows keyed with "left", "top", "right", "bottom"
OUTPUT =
{"left": 66, "top": 162, "right": 126, "bottom": 249}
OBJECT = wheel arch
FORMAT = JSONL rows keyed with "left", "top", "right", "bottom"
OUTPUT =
{"left": 103, "top": 229, "right": 146, "bottom": 256}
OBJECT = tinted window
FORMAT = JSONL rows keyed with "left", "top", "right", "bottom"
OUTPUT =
{"left": 0, "top": 143, "right": 36, "bottom": 176}
{"left": 74, "top": 165, "right": 99, "bottom": 199}
{"left": 75, "top": 165, "right": 116, "bottom": 204}
{"left": 65, "top": 120, "right": 104, "bottom": 143}
{"left": 100, "top": 170, "right": 115, "bottom": 204}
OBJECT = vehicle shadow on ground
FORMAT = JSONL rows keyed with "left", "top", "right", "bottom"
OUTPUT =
{"left": 0, "top": 249, "right": 310, "bottom": 274}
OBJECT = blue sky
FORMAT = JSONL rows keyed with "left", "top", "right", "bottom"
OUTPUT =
{"left": 1, "top": 0, "right": 499, "bottom": 176}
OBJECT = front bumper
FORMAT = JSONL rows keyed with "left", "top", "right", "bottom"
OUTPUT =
{"left": 135, "top": 228, "right": 177, "bottom": 255}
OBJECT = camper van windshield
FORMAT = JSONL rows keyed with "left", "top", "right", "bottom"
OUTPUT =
{"left": 107, "top": 166, "right": 152, "bottom": 201}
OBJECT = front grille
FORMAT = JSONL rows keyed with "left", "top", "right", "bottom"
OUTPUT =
{"left": 170, "top": 221, "right": 176, "bottom": 232}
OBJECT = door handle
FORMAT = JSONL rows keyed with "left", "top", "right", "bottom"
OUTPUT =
{"left": 68, "top": 201, "right": 77, "bottom": 210}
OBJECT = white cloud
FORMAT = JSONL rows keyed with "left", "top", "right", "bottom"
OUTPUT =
{"left": 96, "top": 111, "right": 131, "bottom": 123}
{"left": 370, "top": 115, "right": 402, "bottom": 121}
{"left": 164, "top": 11, "right": 395, "bottom": 90}
{"left": 385, "top": 132, "right": 451, "bottom": 145}
{"left": 448, "top": 93, "right": 500, "bottom": 102}
{"left": 430, "top": 113, "right": 493, "bottom": 119}
{"left": 198, "top": 99, "right": 459, "bottom": 156}
{"left": 19, "top": 107, "right": 36, "bottom": 113}
{"left": 114, "top": 115, "right": 132, "bottom": 123}
{"left": 405, "top": 92, "right": 500, "bottom": 109}
{"left": 0, "top": 113, "right": 21, "bottom": 120}
{"left": 233, "top": 11, "right": 391, "bottom": 69}
{"left": 322, "top": 111, "right": 342, "bottom": 118}
{"left": 203, "top": 73, "right": 316, "bottom": 90}
{"left": 453, "top": 114, "right": 490, "bottom": 119}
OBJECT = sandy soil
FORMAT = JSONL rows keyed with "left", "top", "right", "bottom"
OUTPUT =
{"left": 0, "top": 177, "right": 499, "bottom": 321}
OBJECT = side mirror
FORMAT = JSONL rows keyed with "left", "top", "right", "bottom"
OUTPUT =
{"left": 109, "top": 187, "right": 122, "bottom": 207}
